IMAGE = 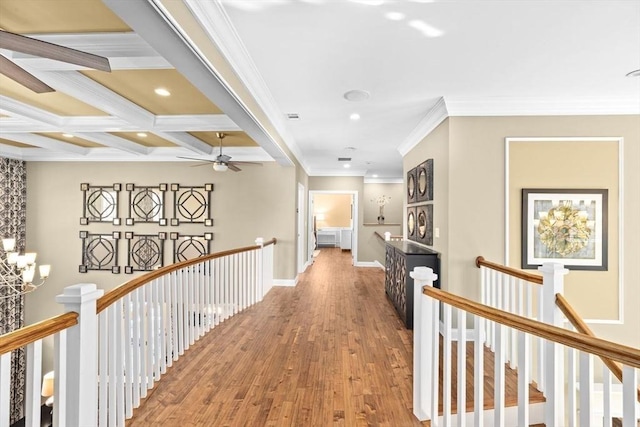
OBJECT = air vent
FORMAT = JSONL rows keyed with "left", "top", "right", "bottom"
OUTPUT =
{"left": 286, "top": 113, "right": 300, "bottom": 120}
{"left": 338, "top": 157, "right": 351, "bottom": 162}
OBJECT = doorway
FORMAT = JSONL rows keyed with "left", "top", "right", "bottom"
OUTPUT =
{"left": 308, "top": 190, "right": 358, "bottom": 266}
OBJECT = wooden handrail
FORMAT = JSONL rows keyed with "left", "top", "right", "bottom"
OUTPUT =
{"left": 0, "top": 312, "right": 79, "bottom": 354}
{"left": 556, "top": 293, "right": 640, "bottom": 402}
{"left": 423, "top": 286, "right": 640, "bottom": 369}
{"left": 96, "top": 238, "right": 277, "bottom": 314}
{"left": 475, "top": 256, "right": 543, "bottom": 285}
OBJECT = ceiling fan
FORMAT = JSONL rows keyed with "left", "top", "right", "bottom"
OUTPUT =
{"left": 179, "top": 132, "right": 262, "bottom": 172}
{"left": 0, "top": 30, "right": 111, "bottom": 93}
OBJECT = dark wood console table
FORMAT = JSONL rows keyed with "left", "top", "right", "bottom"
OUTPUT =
{"left": 384, "top": 241, "right": 440, "bottom": 329}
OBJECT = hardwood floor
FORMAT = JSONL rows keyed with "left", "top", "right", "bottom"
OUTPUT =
{"left": 127, "top": 248, "right": 543, "bottom": 426}
{"left": 127, "top": 248, "right": 422, "bottom": 426}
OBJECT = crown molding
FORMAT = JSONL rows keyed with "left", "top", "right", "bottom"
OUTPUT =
{"left": 363, "top": 178, "right": 403, "bottom": 184}
{"left": 446, "top": 96, "right": 640, "bottom": 116}
{"left": 182, "top": 0, "right": 311, "bottom": 174}
{"left": 397, "top": 97, "right": 449, "bottom": 157}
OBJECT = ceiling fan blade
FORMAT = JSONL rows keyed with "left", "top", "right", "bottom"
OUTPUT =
{"left": 0, "top": 30, "right": 111, "bottom": 72}
{"left": 231, "top": 161, "right": 263, "bottom": 166}
{"left": 0, "top": 54, "right": 54, "bottom": 93}
{"left": 177, "top": 156, "right": 216, "bottom": 163}
{"left": 227, "top": 163, "right": 241, "bottom": 172}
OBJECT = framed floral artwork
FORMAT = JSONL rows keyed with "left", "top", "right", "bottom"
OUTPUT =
{"left": 521, "top": 189, "right": 608, "bottom": 270}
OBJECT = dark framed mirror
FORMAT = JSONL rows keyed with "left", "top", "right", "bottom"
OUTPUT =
{"left": 417, "top": 204, "right": 433, "bottom": 246}
{"left": 407, "top": 167, "right": 417, "bottom": 204}
{"left": 407, "top": 207, "right": 417, "bottom": 240}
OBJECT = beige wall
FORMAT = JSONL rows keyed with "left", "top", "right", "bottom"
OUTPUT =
{"left": 410, "top": 115, "right": 639, "bottom": 347}
{"left": 25, "top": 161, "right": 298, "bottom": 326}
{"left": 404, "top": 119, "right": 450, "bottom": 289}
{"left": 362, "top": 182, "right": 403, "bottom": 264}
{"left": 314, "top": 193, "right": 352, "bottom": 228}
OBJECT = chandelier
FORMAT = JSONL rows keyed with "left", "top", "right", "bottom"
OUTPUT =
{"left": 0, "top": 238, "right": 50, "bottom": 299}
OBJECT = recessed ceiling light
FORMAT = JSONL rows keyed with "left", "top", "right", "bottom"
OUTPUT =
{"left": 62, "top": 133, "right": 74, "bottom": 138}
{"left": 343, "top": 164, "right": 351, "bottom": 168}
{"left": 408, "top": 20, "right": 444, "bottom": 38}
{"left": 372, "top": 174, "right": 379, "bottom": 178}
{"left": 154, "top": 87, "right": 171, "bottom": 97}
{"left": 344, "top": 146, "right": 357, "bottom": 151}
{"left": 137, "top": 132, "right": 148, "bottom": 137}
{"left": 350, "top": 113, "right": 361, "bottom": 121}
{"left": 626, "top": 69, "right": 640, "bottom": 77}
{"left": 385, "top": 11, "right": 405, "bottom": 21}
{"left": 343, "top": 89, "right": 370, "bottom": 102}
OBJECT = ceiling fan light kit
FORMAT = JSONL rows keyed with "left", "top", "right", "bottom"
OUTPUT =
{"left": 213, "top": 163, "right": 228, "bottom": 172}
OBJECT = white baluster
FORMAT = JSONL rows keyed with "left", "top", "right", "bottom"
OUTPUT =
{"left": 99, "top": 310, "right": 108, "bottom": 425}
{"left": 158, "top": 277, "right": 167, "bottom": 375}
{"left": 145, "top": 286, "right": 154, "bottom": 390}
{"left": 568, "top": 346, "right": 577, "bottom": 427}
{"left": 443, "top": 304, "right": 452, "bottom": 426}
{"left": 25, "top": 340, "right": 43, "bottom": 426}
{"left": 517, "top": 330, "right": 530, "bottom": 427}
{"left": 53, "top": 329, "right": 67, "bottom": 427}
{"left": 170, "top": 272, "right": 178, "bottom": 362}
{"left": 622, "top": 366, "right": 638, "bottom": 427}
{"left": 133, "top": 288, "right": 145, "bottom": 401}
{"left": 509, "top": 276, "right": 516, "bottom": 369}
{"left": 457, "top": 309, "right": 467, "bottom": 427}
{"left": 123, "top": 294, "right": 133, "bottom": 419}
{"left": 0, "top": 353, "right": 11, "bottom": 427}
{"left": 603, "top": 364, "right": 611, "bottom": 427}
{"left": 115, "top": 300, "right": 125, "bottom": 427}
{"left": 494, "top": 323, "right": 506, "bottom": 427}
{"left": 474, "top": 315, "right": 485, "bottom": 427}
{"left": 430, "top": 291, "right": 440, "bottom": 426}
{"left": 579, "top": 352, "right": 593, "bottom": 427}
{"left": 108, "top": 305, "right": 117, "bottom": 427}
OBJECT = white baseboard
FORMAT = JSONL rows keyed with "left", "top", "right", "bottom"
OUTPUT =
{"left": 355, "top": 261, "right": 384, "bottom": 269}
{"left": 273, "top": 277, "right": 298, "bottom": 287}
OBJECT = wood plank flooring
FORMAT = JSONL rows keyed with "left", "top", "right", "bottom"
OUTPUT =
{"left": 127, "top": 248, "right": 422, "bottom": 426}
{"left": 127, "top": 248, "right": 542, "bottom": 426}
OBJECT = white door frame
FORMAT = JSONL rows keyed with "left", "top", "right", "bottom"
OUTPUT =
{"left": 308, "top": 190, "right": 358, "bottom": 265}
{"left": 297, "top": 182, "right": 306, "bottom": 274}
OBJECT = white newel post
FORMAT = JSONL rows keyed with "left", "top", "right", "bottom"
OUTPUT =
{"left": 411, "top": 266, "right": 438, "bottom": 421}
{"left": 538, "top": 262, "right": 568, "bottom": 427}
{"left": 56, "top": 283, "right": 104, "bottom": 427}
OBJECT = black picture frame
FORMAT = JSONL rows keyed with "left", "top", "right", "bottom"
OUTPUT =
{"left": 521, "top": 188, "right": 608, "bottom": 270}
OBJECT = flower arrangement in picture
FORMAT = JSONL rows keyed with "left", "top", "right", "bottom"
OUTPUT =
{"left": 372, "top": 195, "right": 391, "bottom": 224}
{"left": 537, "top": 203, "right": 591, "bottom": 256}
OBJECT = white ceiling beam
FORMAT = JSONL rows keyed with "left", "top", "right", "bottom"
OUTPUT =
{"left": 154, "top": 114, "right": 240, "bottom": 131}
{"left": 0, "top": 132, "right": 89, "bottom": 155}
{"left": 75, "top": 132, "right": 149, "bottom": 155}
{"left": 29, "top": 70, "right": 156, "bottom": 128}
{"left": 0, "top": 96, "right": 62, "bottom": 127}
{"left": 154, "top": 131, "right": 213, "bottom": 155}
{"left": 104, "top": 0, "right": 291, "bottom": 166}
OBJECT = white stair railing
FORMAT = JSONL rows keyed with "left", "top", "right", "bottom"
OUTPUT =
{"left": 413, "top": 264, "right": 640, "bottom": 427}
{"left": 0, "top": 237, "right": 276, "bottom": 427}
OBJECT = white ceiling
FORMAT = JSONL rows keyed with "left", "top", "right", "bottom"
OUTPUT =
{"left": 1, "top": 0, "right": 639, "bottom": 179}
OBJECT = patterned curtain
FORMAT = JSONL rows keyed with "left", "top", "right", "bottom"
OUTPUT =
{"left": 0, "top": 158, "right": 27, "bottom": 424}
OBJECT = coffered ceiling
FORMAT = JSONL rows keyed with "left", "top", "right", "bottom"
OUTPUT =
{"left": 1, "top": 0, "right": 639, "bottom": 178}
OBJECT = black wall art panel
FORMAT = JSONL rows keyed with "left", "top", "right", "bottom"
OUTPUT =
{"left": 171, "top": 184, "right": 214, "bottom": 226}
{"left": 81, "top": 183, "right": 121, "bottom": 225}
{"left": 407, "top": 167, "right": 417, "bottom": 204}
{"left": 125, "top": 232, "right": 167, "bottom": 273}
{"left": 407, "top": 206, "right": 417, "bottom": 241}
{"left": 80, "top": 231, "right": 120, "bottom": 273}
{"left": 126, "top": 183, "right": 167, "bottom": 226}
{"left": 416, "top": 159, "right": 433, "bottom": 203}
{"left": 416, "top": 204, "right": 434, "bottom": 246}
{"left": 171, "top": 233, "right": 213, "bottom": 263}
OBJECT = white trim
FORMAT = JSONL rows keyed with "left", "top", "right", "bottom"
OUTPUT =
{"left": 273, "top": 278, "right": 297, "bottom": 287}
{"left": 505, "top": 137, "right": 625, "bottom": 324}
{"left": 447, "top": 96, "right": 640, "bottom": 117}
{"left": 397, "top": 97, "right": 449, "bottom": 157}
{"left": 363, "top": 178, "right": 403, "bottom": 184}
{"left": 355, "top": 261, "right": 384, "bottom": 269}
